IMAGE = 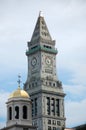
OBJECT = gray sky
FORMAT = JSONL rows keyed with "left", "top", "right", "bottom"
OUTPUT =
{"left": 0, "top": 0, "right": 86, "bottom": 128}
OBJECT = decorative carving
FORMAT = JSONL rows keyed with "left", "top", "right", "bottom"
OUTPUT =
{"left": 45, "top": 69, "right": 53, "bottom": 74}
{"left": 31, "top": 57, "right": 37, "bottom": 66}
{"left": 46, "top": 76, "right": 53, "bottom": 80}
{"left": 31, "top": 69, "right": 38, "bottom": 74}
{"left": 57, "top": 80, "right": 62, "bottom": 88}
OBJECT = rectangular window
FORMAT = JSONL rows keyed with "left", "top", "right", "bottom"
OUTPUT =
{"left": 47, "top": 97, "right": 50, "bottom": 115}
{"left": 53, "top": 83, "right": 55, "bottom": 87}
{"left": 53, "top": 127, "right": 56, "bottom": 130}
{"left": 49, "top": 82, "right": 52, "bottom": 86}
{"left": 23, "top": 128, "right": 28, "bottom": 130}
{"left": 35, "top": 98, "right": 37, "bottom": 116}
{"left": 57, "top": 121, "right": 61, "bottom": 126}
{"left": 48, "top": 120, "right": 51, "bottom": 124}
{"left": 48, "top": 126, "right": 51, "bottom": 130}
{"left": 52, "top": 120, "right": 56, "bottom": 125}
{"left": 56, "top": 99, "right": 60, "bottom": 116}
{"left": 31, "top": 99, "right": 34, "bottom": 117}
{"left": 56, "top": 128, "right": 60, "bottom": 130}
{"left": 15, "top": 106, "right": 19, "bottom": 119}
{"left": 51, "top": 98, "right": 55, "bottom": 115}
{"left": 9, "top": 107, "right": 12, "bottom": 120}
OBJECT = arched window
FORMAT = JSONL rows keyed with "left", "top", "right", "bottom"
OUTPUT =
{"left": 23, "top": 106, "right": 27, "bottom": 119}
{"left": 15, "top": 106, "right": 19, "bottom": 119}
{"left": 9, "top": 107, "right": 12, "bottom": 120}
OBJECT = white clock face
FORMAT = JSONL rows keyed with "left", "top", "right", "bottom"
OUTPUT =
{"left": 31, "top": 57, "right": 37, "bottom": 66}
{"left": 45, "top": 57, "right": 52, "bottom": 65}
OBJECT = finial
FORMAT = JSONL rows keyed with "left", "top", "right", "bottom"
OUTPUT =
{"left": 17, "top": 74, "right": 21, "bottom": 88}
{"left": 39, "top": 11, "right": 43, "bottom": 17}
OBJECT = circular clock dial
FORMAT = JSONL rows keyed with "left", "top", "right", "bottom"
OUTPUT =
{"left": 31, "top": 57, "right": 37, "bottom": 66}
{"left": 45, "top": 57, "right": 52, "bottom": 65}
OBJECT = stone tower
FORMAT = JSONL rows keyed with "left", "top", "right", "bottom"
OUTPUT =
{"left": 6, "top": 87, "right": 32, "bottom": 127}
{"left": 2, "top": 85, "right": 36, "bottom": 130}
{"left": 24, "top": 13, "right": 66, "bottom": 130}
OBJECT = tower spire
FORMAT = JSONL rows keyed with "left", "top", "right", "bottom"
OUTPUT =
{"left": 30, "top": 12, "right": 52, "bottom": 44}
{"left": 39, "top": 11, "right": 43, "bottom": 17}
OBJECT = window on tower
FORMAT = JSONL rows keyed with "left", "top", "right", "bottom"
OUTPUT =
{"left": 56, "top": 128, "right": 60, "bottom": 130}
{"left": 23, "top": 106, "right": 27, "bottom": 119}
{"left": 47, "top": 97, "right": 50, "bottom": 115}
{"left": 53, "top": 127, "right": 56, "bottom": 130}
{"left": 15, "top": 106, "right": 19, "bottom": 119}
{"left": 44, "top": 45, "right": 52, "bottom": 49}
{"left": 52, "top": 120, "right": 56, "bottom": 125}
{"left": 48, "top": 120, "right": 51, "bottom": 124}
{"left": 57, "top": 121, "right": 61, "bottom": 126}
{"left": 53, "top": 83, "right": 56, "bottom": 87}
{"left": 9, "top": 107, "right": 12, "bottom": 120}
{"left": 23, "top": 128, "right": 28, "bottom": 130}
{"left": 49, "top": 82, "right": 52, "bottom": 86}
{"left": 48, "top": 126, "right": 51, "bottom": 130}
{"left": 31, "top": 45, "right": 38, "bottom": 50}
{"left": 31, "top": 99, "right": 34, "bottom": 117}
{"left": 51, "top": 98, "right": 55, "bottom": 115}
{"left": 41, "top": 21, "right": 44, "bottom": 25}
{"left": 56, "top": 99, "right": 60, "bottom": 116}
{"left": 35, "top": 98, "right": 37, "bottom": 116}
{"left": 42, "top": 26, "right": 46, "bottom": 30}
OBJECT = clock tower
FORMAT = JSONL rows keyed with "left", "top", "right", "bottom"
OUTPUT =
{"left": 24, "top": 12, "right": 66, "bottom": 130}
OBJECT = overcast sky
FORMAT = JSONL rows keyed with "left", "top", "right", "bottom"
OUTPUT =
{"left": 0, "top": 0, "right": 86, "bottom": 129}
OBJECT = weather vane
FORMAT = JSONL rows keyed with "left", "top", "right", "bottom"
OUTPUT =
{"left": 17, "top": 74, "right": 21, "bottom": 88}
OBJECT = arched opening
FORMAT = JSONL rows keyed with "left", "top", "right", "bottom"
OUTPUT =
{"left": 15, "top": 106, "right": 19, "bottom": 119}
{"left": 9, "top": 107, "right": 12, "bottom": 120}
{"left": 23, "top": 106, "right": 27, "bottom": 119}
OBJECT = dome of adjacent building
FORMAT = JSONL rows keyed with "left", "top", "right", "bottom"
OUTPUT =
{"left": 9, "top": 87, "right": 29, "bottom": 99}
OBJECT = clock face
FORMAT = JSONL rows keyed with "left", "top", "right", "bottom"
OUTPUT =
{"left": 45, "top": 57, "right": 52, "bottom": 65}
{"left": 31, "top": 57, "right": 37, "bottom": 66}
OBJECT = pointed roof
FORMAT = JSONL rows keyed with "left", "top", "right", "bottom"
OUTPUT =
{"left": 31, "top": 12, "right": 52, "bottom": 43}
